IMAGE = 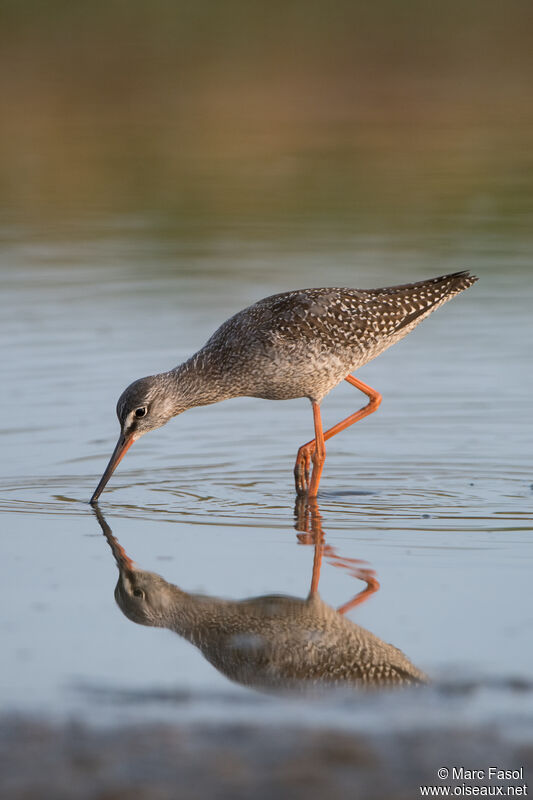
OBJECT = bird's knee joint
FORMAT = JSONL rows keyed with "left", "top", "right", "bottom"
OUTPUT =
{"left": 370, "top": 392, "right": 382, "bottom": 410}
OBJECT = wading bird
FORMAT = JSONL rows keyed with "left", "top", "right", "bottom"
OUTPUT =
{"left": 90, "top": 271, "right": 476, "bottom": 503}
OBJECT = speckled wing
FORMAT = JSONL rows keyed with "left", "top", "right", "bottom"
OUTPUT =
{"left": 199, "top": 271, "right": 476, "bottom": 401}
{"left": 204, "top": 271, "right": 476, "bottom": 353}
{"left": 239, "top": 270, "right": 477, "bottom": 350}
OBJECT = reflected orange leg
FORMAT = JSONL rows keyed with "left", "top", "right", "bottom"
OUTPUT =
{"left": 336, "top": 577, "right": 380, "bottom": 615}
{"left": 319, "top": 542, "right": 380, "bottom": 613}
{"left": 301, "top": 537, "right": 379, "bottom": 607}
{"left": 326, "top": 549, "right": 380, "bottom": 614}
{"left": 294, "top": 375, "right": 382, "bottom": 496}
{"left": 310, "top": 534, "right": 324, "bottom": 595}
{"left": 294, "top": 497, "right": 379, "bottom": 608}
{"left": 293, "top": 496, "right": 325, "bottom": 594}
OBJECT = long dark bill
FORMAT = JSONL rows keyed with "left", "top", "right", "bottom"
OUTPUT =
{"left": 90, "top": 434, "right": 134, "bottom": 504}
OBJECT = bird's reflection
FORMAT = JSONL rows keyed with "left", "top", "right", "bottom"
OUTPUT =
{"left": 94, "top": 502, "right": 426, "bottom": 692}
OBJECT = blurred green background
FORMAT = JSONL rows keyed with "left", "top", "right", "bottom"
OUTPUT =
{"left": 1, "top": 0, "right": 533, "bottom": 241}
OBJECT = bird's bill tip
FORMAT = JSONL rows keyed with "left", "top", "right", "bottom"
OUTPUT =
{"left": 89, "top": 433, "right": 134, "bottom": 504}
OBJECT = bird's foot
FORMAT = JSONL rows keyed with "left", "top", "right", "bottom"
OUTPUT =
{"left": 294, "top": 444, "right": 314, "bottom": 495}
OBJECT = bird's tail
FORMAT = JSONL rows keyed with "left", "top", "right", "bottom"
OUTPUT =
{"left": 375, "top": 270, "right": 477, "bottom": 298}
{"left": 372, "top": 270, "right": 478, "bottom": 333}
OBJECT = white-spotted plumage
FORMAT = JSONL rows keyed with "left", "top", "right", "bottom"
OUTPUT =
{"left": 176, "top": 270, "right": 478, "bottom": 404}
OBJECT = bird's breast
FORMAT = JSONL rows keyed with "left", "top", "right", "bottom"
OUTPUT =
{"left": 237, "top": 341, "right": 358, "bottom": 402}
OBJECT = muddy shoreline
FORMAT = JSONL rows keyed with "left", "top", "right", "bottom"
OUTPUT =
{"left": 2, "top": 716, "right": 532, "bottom": 799}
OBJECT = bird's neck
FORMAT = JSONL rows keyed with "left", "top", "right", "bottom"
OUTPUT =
{"left": 163, "top": 591, "right": 321, "bottom": 644}
{"left": 164, "top": 352, "right": 237, "bottom": 414}
{"left": 161, "top": 587, "right": 234, "bottom": 644}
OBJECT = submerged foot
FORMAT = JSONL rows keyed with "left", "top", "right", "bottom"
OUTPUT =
{"left": 294, "top": 445, "right": 313, "bottom": 495}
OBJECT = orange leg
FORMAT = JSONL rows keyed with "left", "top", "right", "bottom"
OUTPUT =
{"left": 306, "top": 403, "right": 325, "bottom": 498}
{"left": 294, "top": 375, "right": 382, "bottom": 496}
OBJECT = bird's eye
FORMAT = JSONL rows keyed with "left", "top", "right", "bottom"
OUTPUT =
{"left": 135, "top": 407, "right": 147, "bottom": 418}
{"left": 133, "top": 588, "right": 145, "bottom": 598}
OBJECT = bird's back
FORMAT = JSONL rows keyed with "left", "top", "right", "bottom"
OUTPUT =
{"left": 197, "top": 271, "right": 476, "bottom": 402}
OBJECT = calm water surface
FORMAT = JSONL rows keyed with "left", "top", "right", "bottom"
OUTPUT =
{"left": 1, "top": 222, "right": 532, "bottom": 733}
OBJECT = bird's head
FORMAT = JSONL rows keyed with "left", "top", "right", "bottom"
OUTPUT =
{"left": 114, "top": 567, "right": 177, "bottom": 628}
{"left": 117, "top": 375, "right": 177, "bottom": 438}
{"left": 90, "top": 373, "right": 177, "bottom": 504}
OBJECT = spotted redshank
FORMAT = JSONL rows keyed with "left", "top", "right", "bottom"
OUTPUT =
{"left": 90, "top": 270, "right": 477, "bottom": 503}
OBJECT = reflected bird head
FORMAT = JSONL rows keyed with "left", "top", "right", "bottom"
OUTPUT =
{"left": 114, "top": 568, "right": 177, "bottom": 628}
{"left": 94, "top": 504, "right": 178, "bottom": 627}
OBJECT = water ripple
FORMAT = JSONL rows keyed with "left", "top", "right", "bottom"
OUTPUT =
{"left": 1, "top": 459, "right": 531, "bottom": 533}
